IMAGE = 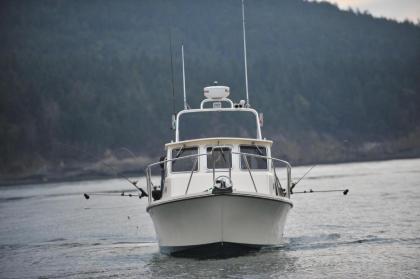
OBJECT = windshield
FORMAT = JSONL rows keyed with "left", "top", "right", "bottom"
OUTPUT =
{"left": 240, "top": 145, "right": 268, "bottom": 170}
{"left": 171, "top": 147, "right": 198, "bottom": 172}
{"left": 207, "top": 147, "right": 232, "bottom": 169}
{"left": 178, "top": 110, "right": 258, "bottom": 140}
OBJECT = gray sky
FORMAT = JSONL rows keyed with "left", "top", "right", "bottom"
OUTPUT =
{"left": 311, "top": 0, "right": 420, "bottom": 22}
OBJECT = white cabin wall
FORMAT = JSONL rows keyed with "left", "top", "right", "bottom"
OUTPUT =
{"left": 164, "top": 171, "right": 275, "bottom": 199}
{"left": 164, "top": 174, "right": 214, "bottom": 197}
{"left": 230, "top": 172, "right": 274, "bottom": 194}
{"left": 163, "top": 142, "right": 277, "bottom": 199}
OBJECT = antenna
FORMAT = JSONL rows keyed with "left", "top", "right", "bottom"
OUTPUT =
{"left": 182, "top": 44, "right": 188, "bottom": 110}
{"left": 169, "top": 30, "right": 175, "bottom": 115}
{"left": 241, "top": 0, "right": 250, "bottom": 107}
{"left": 169, "top": 31, "right": 177, "bottom": 130}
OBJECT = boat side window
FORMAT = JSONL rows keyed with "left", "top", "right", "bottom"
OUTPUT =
{"left": 240, "top": 145, "right": 268, "bottom": 170}
{"left": 171, "top": 147, "right": 198, "bottom": 172}
{"left": 207, "top": 147, "right": 232, "bottom": 169}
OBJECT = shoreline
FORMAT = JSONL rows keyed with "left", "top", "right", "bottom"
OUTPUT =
{"left": 1, "top": 154, "right": 419, "bottom": 187}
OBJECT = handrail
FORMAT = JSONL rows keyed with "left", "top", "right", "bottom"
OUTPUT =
{"left": 175, "top": 107, "right": 262, "bottom": 141}
{"left": 185, "top": 157, "right": 198, "bottom": 194}
{"left": 232, "top": 151, "right": 292, "bottom": 198}
{"left": 272, "top": 164, "right": 284, "bottom": 197}
{"left": 146, "top": 152, "right": 209, "bottom": 169}
{"left": 185, "top": 147, "right": 230, "bottom": 195}
{"left": 145, "top": 151, "right": 292, "bottom": 204}
{"left": 241, "top": 154, "right": 258, "bottom": 193}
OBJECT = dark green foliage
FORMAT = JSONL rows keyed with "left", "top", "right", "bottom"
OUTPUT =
{"left": 0, "top": 0, "right": 419, "bottom": 171}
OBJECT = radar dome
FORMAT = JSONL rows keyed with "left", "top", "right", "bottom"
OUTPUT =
{"left": 203, "top": 86, "right": 230, "bottom": 99}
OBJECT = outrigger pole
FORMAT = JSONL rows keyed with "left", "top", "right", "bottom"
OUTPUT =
{"left": 242, "top": 0, "right": 250, "bottom": 107}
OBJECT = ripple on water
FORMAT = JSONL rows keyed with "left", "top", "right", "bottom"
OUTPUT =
{"left": 1, "top": 158, "right": 420, "bottom": 278}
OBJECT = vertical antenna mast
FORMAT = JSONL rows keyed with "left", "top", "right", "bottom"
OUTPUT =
{"left": 242, "top": 0, "right": 250, "bottom": 107}
{"left": 169, "top": 30, "right": 175, "bottom": 115}
{"left": 169, "top": 31, "right": 177, "bottom": 131}
{"left": 182, "top": 44, "right": 188, "bottom": 110}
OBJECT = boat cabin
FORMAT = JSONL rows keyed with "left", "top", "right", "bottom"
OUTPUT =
{"left": 164, "top": 138, "right": 275, "bottom": 197}
{"left": 146, "top": 85, "right": 291, "bottom": 202}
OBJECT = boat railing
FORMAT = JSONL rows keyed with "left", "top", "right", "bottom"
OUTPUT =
{"left": 175, "top": 106, "right": 262, "bottom": 141}
{"left": 232, "top": 151, "right": 291, "bottom": 199}
{"left": 145, "top": 151, "right": 291, "bottom": 204}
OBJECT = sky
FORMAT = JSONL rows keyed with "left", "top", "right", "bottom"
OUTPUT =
{"left": 311, "top": 0, "right": 420, "bottom": 22}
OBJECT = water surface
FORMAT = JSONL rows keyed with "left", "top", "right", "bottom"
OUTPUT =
{"left": 1, "top": 159, "right": 419, "bottom": 278}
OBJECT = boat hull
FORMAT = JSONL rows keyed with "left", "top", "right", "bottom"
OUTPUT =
{"left": 160, "top": 241, "right": 262, "bottom": 258}
{"left": 147, "top": 193, "right": 292, "bottom": 255}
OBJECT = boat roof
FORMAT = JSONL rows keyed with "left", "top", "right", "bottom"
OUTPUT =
{"left": 165, "top": 137, "right": 273, "bottom": 150}
{"left": 173, "top": 86, "right": 264, "bottom": 142}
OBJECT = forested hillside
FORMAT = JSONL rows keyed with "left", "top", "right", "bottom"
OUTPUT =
{"left": 1, "top": 0, "right": 419, "bottom": 181}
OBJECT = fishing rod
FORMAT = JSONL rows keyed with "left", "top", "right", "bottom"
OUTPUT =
{"left": 83, "top": 190, "right": 147, "bottom": 200}
{"left": 82, "top": 155, "right": 148, "bottom": 198}
{"left": 290, "top": 164, "right": 317, "bottom": 194}
{"left": 55, "top": 143, "right": 148, "bottom": 199}
{"left": 292, "top": 189, "right": 349, "bottom": 195}
{"left": 81, "top": 160, "right": 148, "bottom": 200}
{"left": 289, "top": 165, "right": 349, "bottom": 195}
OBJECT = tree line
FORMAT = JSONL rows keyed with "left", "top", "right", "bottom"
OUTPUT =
{"left": 0, "top": 0, "right": 419, "bottom": 174}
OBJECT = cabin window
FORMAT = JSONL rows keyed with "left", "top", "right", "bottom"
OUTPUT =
{"left": 171, "top": 147, "right": 198, "bottom": 172}
{"left": 240, "top": 145, "right": 268, "bottom": 170}
{"left": 207, "top": 147, "right": 232, "bottom": 169}
{"left": 178, "top": 111, "right": 259, "bottom": 140}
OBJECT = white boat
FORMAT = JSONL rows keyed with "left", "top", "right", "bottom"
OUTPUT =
{"left": 143, "top": 1, "right": 294, "bottom": 256}
{"left": 145, "top": 84, "right": 293, "bottom": 256}
{"left": 79, "top": 1, "right": 349, "bottom": 257}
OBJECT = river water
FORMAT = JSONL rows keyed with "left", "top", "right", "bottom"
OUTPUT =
{"left": 0, "top": 158, "right": 419, "bottom": 278}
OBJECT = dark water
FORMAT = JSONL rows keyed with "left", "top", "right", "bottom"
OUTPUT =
{"left": 1, "top": 159, "right": 419, "bottom": 278}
